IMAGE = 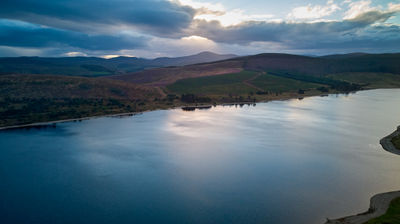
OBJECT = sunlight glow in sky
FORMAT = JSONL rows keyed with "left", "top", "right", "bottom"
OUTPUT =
{"left": 0, "top": 0, "right": 399, "bottom": 57}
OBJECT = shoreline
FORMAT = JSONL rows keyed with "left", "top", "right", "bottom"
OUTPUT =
{"left": 0, "top": 108, "right": 190, "bottom": 131}
{"left": 0, "top": 101, "right": 258, "bottom": 131}
{"left": 325, "top": 126, "right": 400, "bottom": 224}
{"left": 325, "top": 191, "right": 400, "bottom": 224}
{"left": 3, "top": 88, "right": 400, "bottom": 223}
{"left": 0, "top": 111, "right": 144, "bottom": 131}
{"left": 1, "top": 88, "right": 397, "bottom": 131}
{"left": 0, "top": 89, "right": 351, "bottom": 131}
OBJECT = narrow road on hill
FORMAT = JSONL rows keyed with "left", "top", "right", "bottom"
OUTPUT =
{"left": 155, "top": 87, "right": 167, "bottom": 98}
{"left": 242, "top": 72, "right": 264, "bottom": 92}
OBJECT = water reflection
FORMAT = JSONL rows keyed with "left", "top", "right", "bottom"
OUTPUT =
{"left": 1, "top": 89, "right": 400, "bottom": 224}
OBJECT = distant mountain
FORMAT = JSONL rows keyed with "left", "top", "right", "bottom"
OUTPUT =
{"left": 111, "top": 60, "right": 243, "bottom": 86}
{"left": 150, "top": 51, "right": 237, "bottom": 67}
{"left": 319, "top": 52, "right": 370, "bottom": 59}
{"left": 0, "top": 52, "right": 238, "bottom": 77}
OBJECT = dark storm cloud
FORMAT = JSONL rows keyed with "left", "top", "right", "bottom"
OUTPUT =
{"left": 0, "top": 20, "right": 147, "bottom": 51}
{"left": 291, "top": 24, "right": 400, "bottom": 50}
{"left": 0, "top": 0, "right": 195, "bottom": 35}
{"left": 189, "top": 10, "right": 398, "bottom": 45}
{"left": 0, "top": 0, "right": 399, "bottom": 56}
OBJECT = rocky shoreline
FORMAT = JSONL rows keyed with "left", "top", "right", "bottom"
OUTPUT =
{"left": 325, "top": 126, "right": 400, "bottom": 224}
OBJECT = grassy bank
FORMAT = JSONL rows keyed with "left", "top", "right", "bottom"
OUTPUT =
{"left": 366, "top": 197, "right": 400, "bottom": 224}
{"left": 167, "top": 71, "right": 256, "bottom": 95}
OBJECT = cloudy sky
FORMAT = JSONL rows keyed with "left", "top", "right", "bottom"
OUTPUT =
{"left": 0, "top": 0, "right": 399, "bottom": 58}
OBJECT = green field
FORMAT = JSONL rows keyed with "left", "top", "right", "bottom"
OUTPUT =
{"left": 327, "top": 73, "right": 400, "bottom": 89}
{"left": 366, "top": 197, "right": 400, "bottom": 224}
{"left": 167, "top": 70, "right": 329, "bottom": 96}
{"left": 250, "top": 72, "right": 324, "bottom": 92}
{"left": 167, "top": 71, "right": 258, "bottom": 95}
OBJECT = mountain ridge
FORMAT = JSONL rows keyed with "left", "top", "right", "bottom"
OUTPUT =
{"left": 0, "top": 51, "right": 238, "bottom": 76}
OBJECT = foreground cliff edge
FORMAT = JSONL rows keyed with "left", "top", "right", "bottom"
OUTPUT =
{"left": 325, "top": 126, "right": 400, "bottom": 224}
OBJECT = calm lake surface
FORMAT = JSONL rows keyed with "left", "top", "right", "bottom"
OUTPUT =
{"left": 1, "top": 89, "right": 400, "bottom": 224}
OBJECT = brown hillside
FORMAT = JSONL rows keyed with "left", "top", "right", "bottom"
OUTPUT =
{"left": 0, "top": 74, "right": 160, "bottom": 100}
{"left": 111, "top": 60, "right": 243, "bottom": 86}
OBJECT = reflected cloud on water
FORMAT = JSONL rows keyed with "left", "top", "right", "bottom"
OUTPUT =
{"left": 2, "top": 89, "right": 400, "bottom": 224}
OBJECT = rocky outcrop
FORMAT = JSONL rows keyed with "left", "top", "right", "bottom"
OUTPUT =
{"left": 380, "top": 126, "right": 400, "bottom": 155}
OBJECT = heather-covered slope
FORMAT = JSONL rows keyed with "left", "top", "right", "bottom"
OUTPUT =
{"left": 112, "top": 53, "right": 400, "bottom": 88}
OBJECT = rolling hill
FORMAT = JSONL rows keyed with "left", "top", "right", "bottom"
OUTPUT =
{"left": 110, "top": 60, "right": 243, "bottom": 86}
{"left": 1, "top": 52, "right": 400, "bottom": 128}
{"left": 112, "top": 53, "right": 400, "bottom": 87}
{"left": 243, "top": 53, "right": 400, "bottom": 75}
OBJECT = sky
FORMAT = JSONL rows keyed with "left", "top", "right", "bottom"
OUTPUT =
{"left": 0, "top": 0, "right": 399, "bottom": 58}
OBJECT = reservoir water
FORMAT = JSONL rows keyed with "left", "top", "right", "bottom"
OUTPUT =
{"left": 1, "top": 89, "right": 400, "bottom": 224}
